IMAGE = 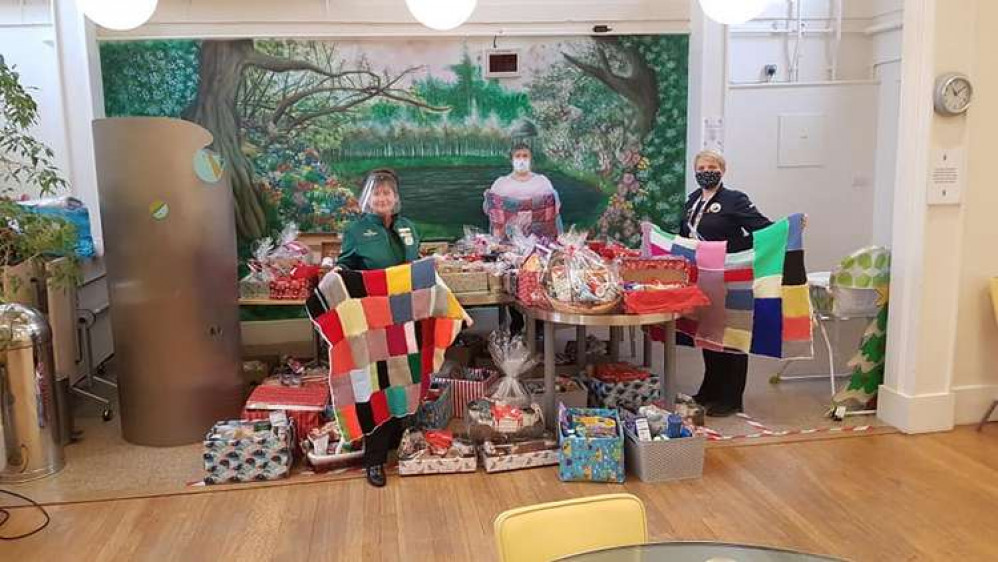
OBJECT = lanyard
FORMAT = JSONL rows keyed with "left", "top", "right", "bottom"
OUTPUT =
{"left": 688, "top": 191, "right": 717, "bottom": 240}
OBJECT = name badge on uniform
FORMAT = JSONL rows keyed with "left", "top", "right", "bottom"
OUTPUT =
{"left": 398, "top": 227, "right": 414, "bottom": 246}
{"left": 708, "top": 202, "right": 722, "bottom": 214}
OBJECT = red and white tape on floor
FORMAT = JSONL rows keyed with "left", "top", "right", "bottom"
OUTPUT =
{"left": 698, "top": 412, "right": 874, "bottom": 442}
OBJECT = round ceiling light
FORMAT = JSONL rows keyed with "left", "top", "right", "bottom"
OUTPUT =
{"left": 405, "top": 0, "right": 478, "bottom": 31}
{"left": 77, "top": 0, "right": 158, "bottom": 31}
{"left": 698, "top": 0, "right": 770, "bottom": 25}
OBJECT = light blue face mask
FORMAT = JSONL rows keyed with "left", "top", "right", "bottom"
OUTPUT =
{"left": 512, "top": 158, "right": 531, "bottom": 173}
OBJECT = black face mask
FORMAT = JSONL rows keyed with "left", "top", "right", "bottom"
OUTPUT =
{"left": 695, "top": 170, "right": 723, "bottom": 189}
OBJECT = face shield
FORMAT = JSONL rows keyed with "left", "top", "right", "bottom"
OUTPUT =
{"left": 357, "top": 170, "right": 401, "bottom": 216}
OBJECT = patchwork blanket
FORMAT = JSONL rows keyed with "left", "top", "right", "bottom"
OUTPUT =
{"left": 484, "top": 192, "right": 560, "bottom": 239}
{"left": 306, "top": 258, "right": 469, "bottom": 442}
{"left": 641, "top": 214, "right": 813, "bottom": 359}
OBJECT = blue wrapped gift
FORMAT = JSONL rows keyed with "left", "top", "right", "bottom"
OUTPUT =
{"left": 557, "top": 405, "right": 625, "bottom": 483}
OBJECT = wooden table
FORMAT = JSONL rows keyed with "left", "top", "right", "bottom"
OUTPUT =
{"left": 516, "top": 305, "right": 678, "bottom": 424}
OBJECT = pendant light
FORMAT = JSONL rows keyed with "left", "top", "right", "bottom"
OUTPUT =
{"left": 405, "top": 0, "right": 478, "bottom": 31}
{"left": 698, "top": 0, "right": 770, "bottom": 25}
{"left": 77, "top": 0, "right": 158, "bottom": 31}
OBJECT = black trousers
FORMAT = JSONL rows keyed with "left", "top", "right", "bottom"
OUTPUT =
{"left": 363, "top": 416, "right": 408, "bottom": 468}
{"left": 695, "top": 350, "right": 748, "bottom": 409}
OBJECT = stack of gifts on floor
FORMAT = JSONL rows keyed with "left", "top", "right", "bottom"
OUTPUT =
{"left": 400, "top": 330, "right": 559, "bottom": 476}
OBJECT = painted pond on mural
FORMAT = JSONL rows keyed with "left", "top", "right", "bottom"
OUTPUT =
{"left": 388, "top": 165, "right": 608, "bottom": 239}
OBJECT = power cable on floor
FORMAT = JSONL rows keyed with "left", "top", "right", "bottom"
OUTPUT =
{"left": 0, "top": 489, "right": 51, "bottom": 540}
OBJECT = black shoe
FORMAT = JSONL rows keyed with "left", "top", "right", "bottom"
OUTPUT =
{"left": 366, "top": 465, "right": 386, "bottom": 487}
{"left": 706, "top": 403, "right": 743, "bottom": 418}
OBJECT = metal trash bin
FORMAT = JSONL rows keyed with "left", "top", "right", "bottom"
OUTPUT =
{"left": 0, "top": 303, "right": 65, "bottom": 482}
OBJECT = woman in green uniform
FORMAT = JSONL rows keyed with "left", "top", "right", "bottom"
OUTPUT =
{"left": 336, "top": 169, "right": 420, "bottom": 487}
{"left": 337, "top": 169, "right": 420, "bottom": 271}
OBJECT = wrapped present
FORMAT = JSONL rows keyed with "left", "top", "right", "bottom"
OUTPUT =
{"left": 242, "top": 379, "right": 329, "bottom": 455}
{"left": 398, "top": 429, "right": 477, "bottom": 476}
{"left": 558, "top": 405, "right": 624, "bottom": 483}
{"left": 618, "top": 256, "right": 697, "bottom": 287}
{"left": 588, "top": 241, "right": 641, "bottom": 261}
{"left": 479, "top": 434, "right": 560, "bottom": 473}
{"left": 203, "top": 417, "right": 293, "bottom": 484}
{"left": 416, "top": 380, "right": 453, "bottom": 430}
{"left": 517, "top": 252, "right": 548, "bottom": 308}
{"left": 585, "top": 372, "right": 661, "bottom": 411}
{"left": 593, "top": 362, "right": 651, "bottom": 383}
{"left": 466, "top": 399, "right": 546, "bottom": 443}
{"left": 434, "top": 367, "right": 501, "bottom": 418}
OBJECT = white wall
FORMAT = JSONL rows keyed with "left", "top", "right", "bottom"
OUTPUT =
{"left": 724, "top": 82, "right": 878, "bottom": 271}
{"left": 870, "top": 0, "right": 904, "bottom": 247}
{"left": 0, "top": 0, "right": 70, "bottom": 200}
{"left": 713, "top": 0, "right": 900, "bottom": 271}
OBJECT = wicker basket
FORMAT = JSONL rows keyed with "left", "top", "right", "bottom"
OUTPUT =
{"left": 547, "top": 295, "right": 622, "bottom": 315}
{"left": 624, "top": 431, "right": 704, "bottom": 483}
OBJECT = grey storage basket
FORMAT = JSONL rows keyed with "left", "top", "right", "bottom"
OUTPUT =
{"left": 624, "top": 430, "right": 705, "bottom": 483}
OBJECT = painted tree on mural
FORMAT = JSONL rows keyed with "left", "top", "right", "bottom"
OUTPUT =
{"left": 528, "top": 35, "right": 687, "bottom": 245}
{"left": 181, "top": 39, "right": 447, "bottom": 240}
{"left": 564, "top": 37, "right": 659, "bottom": 139}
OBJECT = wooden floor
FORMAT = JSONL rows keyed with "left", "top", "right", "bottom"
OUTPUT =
{"left": 2, "top": 427, "right": 996, "bottom": 561}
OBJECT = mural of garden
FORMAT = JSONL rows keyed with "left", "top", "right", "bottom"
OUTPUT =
{"left": 99, "top": 36, "right": 688, "bottom": 253}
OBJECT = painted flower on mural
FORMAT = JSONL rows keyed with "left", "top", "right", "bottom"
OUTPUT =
{"left": 252, "top": 138, "right": 360, "bottom": 233}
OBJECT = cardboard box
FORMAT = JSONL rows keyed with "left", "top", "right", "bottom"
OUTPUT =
{"left": 523, "top": 377, "right": 589, "bottom": 410}
{"left": 440, "top": 271, "right": 489, "bottom": 294}
{"left": 479, "top": 435, "right": 559, "bottom": 473}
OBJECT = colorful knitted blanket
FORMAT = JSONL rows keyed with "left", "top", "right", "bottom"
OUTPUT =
{"left": 641, "top": 214, "right": 813, "bottom": 359}
{"left": 306, "top": 258, "right": 469, "bottom": 442}
{"left": 484, "top": 192, "right": 560, "bottom": 239}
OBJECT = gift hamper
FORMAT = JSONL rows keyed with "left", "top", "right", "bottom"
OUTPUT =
{"left": 397, "top": 429, "right": 477, "bottom": 476}
{"left": 479, "top": 433, "right": 560, "bottom": 473}
{"left": 303, "top": 421, "right": 364, "bottom": 471}
{"left": 543, "top": 230, "right": 621, "bottom": 314}
{"left": 465, "top": 330, "right": 545, "bottom": 442}
{"left": 619, "top": 256, "right": 709, "bottom": 315}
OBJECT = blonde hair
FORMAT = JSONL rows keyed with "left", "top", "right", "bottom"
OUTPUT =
{"left": 693, "top": 149, "right": 727, "bottom": 172}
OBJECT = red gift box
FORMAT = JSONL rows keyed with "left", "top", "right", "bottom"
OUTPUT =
{"left": 242, "top": 380, "right": 330, "bottom": 455}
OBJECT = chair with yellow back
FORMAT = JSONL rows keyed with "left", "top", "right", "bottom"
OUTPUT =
{"left": 979, "top": 277, "right": 998, "bottom": 431}
{"left": 493, "top": 493, "right": 648, "bottom": 562}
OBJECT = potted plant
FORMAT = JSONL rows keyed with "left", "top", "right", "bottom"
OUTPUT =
{"left": 0, "top": 54, "right": 79, "bottom": 303}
